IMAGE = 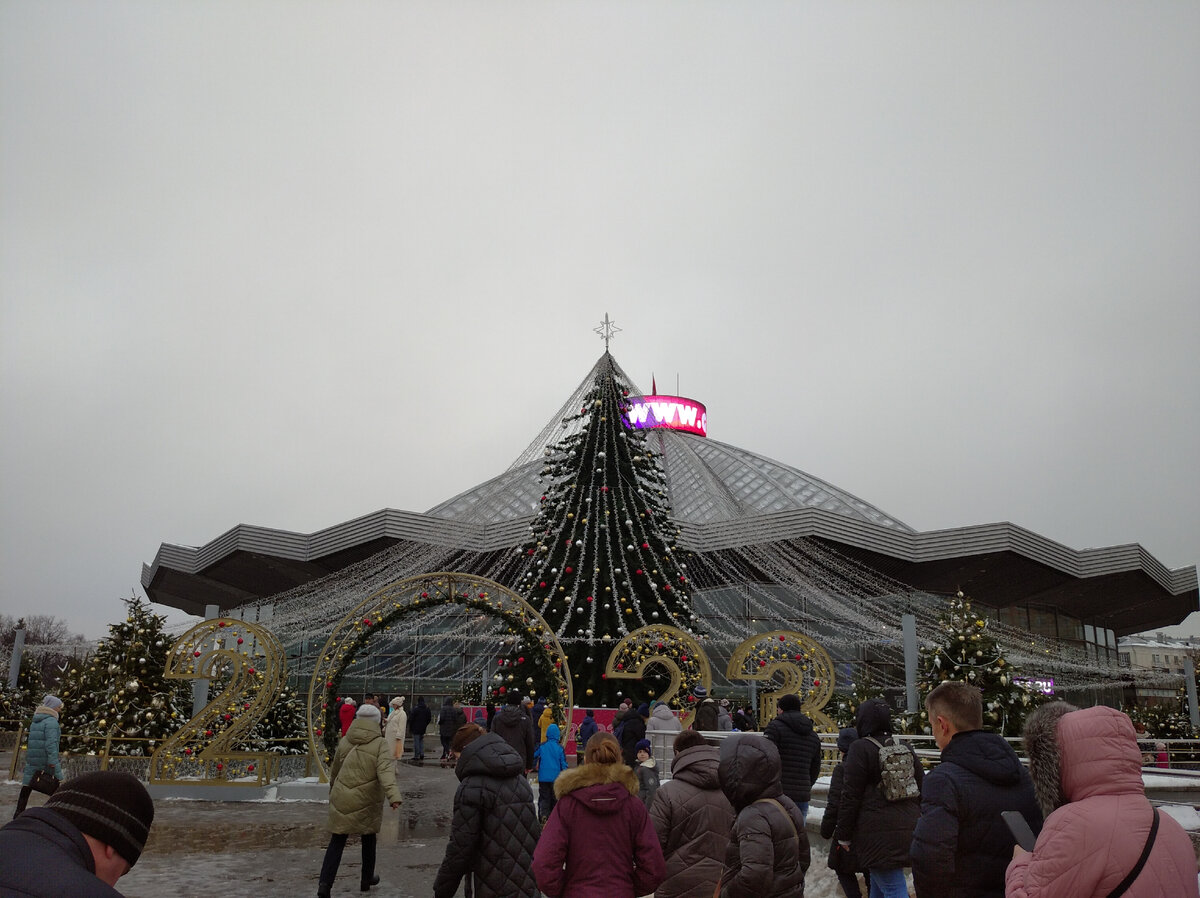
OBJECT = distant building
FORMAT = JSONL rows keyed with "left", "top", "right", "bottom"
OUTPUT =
{"left": 1119, "top": 632, "right": 1200, "bottom": 705}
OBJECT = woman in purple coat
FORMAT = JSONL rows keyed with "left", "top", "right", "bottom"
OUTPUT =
{"left": 532, "top": 731, "right": 665, "bottom": 898}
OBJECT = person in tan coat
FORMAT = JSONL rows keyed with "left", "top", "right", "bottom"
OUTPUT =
{"left": 385, "top": 696, "right": 407, "bottom": 768}
{"left": 318, "top": 704, "right": 402, "bottom": 898}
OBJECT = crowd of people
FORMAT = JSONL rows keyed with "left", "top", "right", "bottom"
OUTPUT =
{"left": 2, "top": 686, "right": 1198, "bottom": 898}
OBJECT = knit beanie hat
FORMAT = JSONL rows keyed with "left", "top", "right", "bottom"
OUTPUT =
{"left": 635, "top": 739, "right": 652, "bottom": 754}
{"left": 777, "top": 693, "right": 803, "bottom": 713}
{"left": 692, "top": 684, "right": 707, "bottom": 698}
{"left": 45, "top": 771, "right": 155, "bottom": 867}
{"left": 390, "top": 696, "right": 405, "bottom": 709}
{"left": 41, "top": 694, "right": 63, "bottom": 710}
{"left": 356, "top": 704, "right": 381, "bottom": 721}
{"left": 637, "top": 703, "right": 650, "bottom": 717}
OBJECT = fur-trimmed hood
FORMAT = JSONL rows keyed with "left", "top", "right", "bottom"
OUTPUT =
{"left": 1025, "top": 704, "right": 1146, "bottom": 819}
{"left": 553, "top": 760, "right": 638, "bottom": 809}
{"left": 1021, "top": 701, "right": 1077, "bottom": 819}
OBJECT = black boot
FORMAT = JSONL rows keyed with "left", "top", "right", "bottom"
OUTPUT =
{"left": 317, "top": 883, "right": 332, "bottom": 898}
{"left": 360, "top": 873, "right": 380, "bottom": 891}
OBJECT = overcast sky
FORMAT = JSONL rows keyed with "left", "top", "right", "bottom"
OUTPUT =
{"left": 2, "top": 2, "right": 1197, "bottom": 642}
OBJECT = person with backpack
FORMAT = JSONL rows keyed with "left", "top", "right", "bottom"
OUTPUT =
{"left": 834, "top": 698, "right": 923, "bottom": 898}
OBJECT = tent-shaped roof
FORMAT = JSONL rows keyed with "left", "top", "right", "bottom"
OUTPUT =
{"left": 141, "top": 354, "right": 1198, "bottom": 634}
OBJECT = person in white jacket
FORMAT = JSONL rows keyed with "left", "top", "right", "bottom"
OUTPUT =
{"left": 385, "top": 696, "right": 408, "bottom": 769}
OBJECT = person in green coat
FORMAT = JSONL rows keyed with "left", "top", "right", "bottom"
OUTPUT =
{"left": 318, "top": 704, "right": 402, "bottom": 897}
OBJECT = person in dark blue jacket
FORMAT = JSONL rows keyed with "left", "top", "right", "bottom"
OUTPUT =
{"left": 910, "top": 681, "right": 1042, "bottom": 898}
{"left": 0, "top": 770, "right": 156, "bottom": 897}
{"left": 575, "top": 710, "right": 598, "bottom": 765}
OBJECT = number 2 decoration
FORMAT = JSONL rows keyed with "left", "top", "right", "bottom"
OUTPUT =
{"left": 604, "top": 624, "right": 710, "bottom": 727}
{"left": 149, "top": 618, "right": 285, "bottom": 785}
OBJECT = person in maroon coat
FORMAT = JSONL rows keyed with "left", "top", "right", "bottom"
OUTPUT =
{"left": 533, "top": 731, "right": 665, "bottom": 898}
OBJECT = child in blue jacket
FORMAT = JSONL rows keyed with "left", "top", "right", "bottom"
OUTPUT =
{"left": 534, "top": 722, "right": 569, "bottom": 822}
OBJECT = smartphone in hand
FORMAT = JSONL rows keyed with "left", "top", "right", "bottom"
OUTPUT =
{"left": 1001, "top": 810, "right": 1036, "bottom": 851}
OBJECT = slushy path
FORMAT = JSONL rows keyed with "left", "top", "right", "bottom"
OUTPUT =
{"left": 4, "top": 760, "right": 854, "bottom": 898}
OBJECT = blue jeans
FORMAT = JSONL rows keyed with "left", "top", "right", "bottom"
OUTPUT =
{"left": 798, "top": 801, "right": 809, "bottom": 823}
{"left": 868, "top": 868, "right": 907, "bottom": 898}
{"left": 412, "top": 733, "right": 425, "bottom": 759}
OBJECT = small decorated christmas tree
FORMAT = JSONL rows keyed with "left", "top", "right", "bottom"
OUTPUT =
{"left": 249, "top": 681, "right": 310, "bottom": 754}
{"left": 56, "top": 596, "right": 190, "bottom": 755}
{"left": 831, "top": 666, "right": 886, "bottom": 729}
{"left": 918, "top": 591, "right": 1041, "bottom": 736}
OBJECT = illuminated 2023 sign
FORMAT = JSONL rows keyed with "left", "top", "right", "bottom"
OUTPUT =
{"left": 625, "top": 395, "right": 708, "bottom": 437}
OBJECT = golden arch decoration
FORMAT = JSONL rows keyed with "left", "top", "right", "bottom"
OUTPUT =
{"left": 150, "top": 618, "right": 285, "bottom": 785}
{"left": 604, "top": 625, "right": 710, "bottom": 727}
{"left": 307, "top": 572, "right": 572, "bottom": 781}
{"left": 726, "top": 630, "right": 836, "bottom": 730}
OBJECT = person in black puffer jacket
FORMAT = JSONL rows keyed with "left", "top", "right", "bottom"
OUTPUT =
{"left": 834, "top": 698, "right": 923, "bottom": 898}
{"left": 433, "top": 724, "right": 541, "bottom": 898}
{"left": 763, "top": 692, "right": 823, "bottom": 820}
{"left": 717, "top": 734, "right": 810, "bottom": 898}
{"left": 910, "top": 681, "right": 1042, "bottom": 898}
{"left": 491, "top": 692, "right": 536, "bottom": 771}
{"left": 821, "top": 728, "right": 869, "bottom": 898}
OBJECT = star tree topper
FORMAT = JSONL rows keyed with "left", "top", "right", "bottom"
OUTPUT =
{"left": 594, "top": 313, "right": 621, "bottom": 351}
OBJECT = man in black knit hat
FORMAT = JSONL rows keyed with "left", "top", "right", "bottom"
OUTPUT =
{"left": 0, "top": 769, "right": 156, "bottom": 896}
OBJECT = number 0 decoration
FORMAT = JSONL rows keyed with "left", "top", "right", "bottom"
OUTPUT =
{"left": 307, "top": 572, "right": 572, "bottom": 781}
{"left": 149, "top": 618, "right": 285, "bottom": 785}
{"left": 604, "top": 624, "right": 710, "bottom": 727}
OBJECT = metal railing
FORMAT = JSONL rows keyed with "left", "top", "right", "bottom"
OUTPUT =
{"left": 4, "top": 726, "right": 321, "bottom": 784}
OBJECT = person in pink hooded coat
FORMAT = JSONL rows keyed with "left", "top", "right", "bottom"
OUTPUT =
{"left": 1005, "top": 702, "right": 1198, "bottom": 898}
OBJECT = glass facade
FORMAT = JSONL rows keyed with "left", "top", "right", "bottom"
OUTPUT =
{"left": 989, "top": 603, "right": 1116, "bottom": 664}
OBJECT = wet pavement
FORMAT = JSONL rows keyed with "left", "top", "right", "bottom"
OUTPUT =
{"left": 3, "top": 760, "right": 857, "bottom": 898}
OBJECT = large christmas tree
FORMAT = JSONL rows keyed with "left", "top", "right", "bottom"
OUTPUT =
{"left": 512, "top": 352, "right": 698, "bottom": 706}
{"left": 917, "top": 591, "right": 1042, "bottom": 736}
{"left": 57, "top": 596, "right": 191, "bottom": 755}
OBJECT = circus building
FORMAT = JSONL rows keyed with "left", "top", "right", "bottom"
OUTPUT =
{"left": 142, "top": 350, "right": 1198, "bottom": 711}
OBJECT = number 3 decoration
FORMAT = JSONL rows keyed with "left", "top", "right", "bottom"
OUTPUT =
{"left": 149, "top": 618, "right": 285, "bottom": 785}
{"left": 725, "top": 630, "right": 837, "bottom": 733}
